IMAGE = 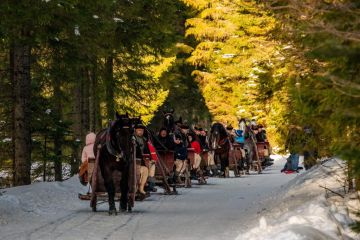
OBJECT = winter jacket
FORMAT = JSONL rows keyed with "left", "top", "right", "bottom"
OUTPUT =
{"left": 285, "top": 127, "right": 304, "bottom": 154}
{"left": 134, "top": 135, "right": 150, "bottom": 165}
{"left": 198, "top": 134, "right": 209, "bottom": 151}
{"left": 190, "top": 141, "right": 201, "bottom": 154}
{"left": 256, "top": 131, "right": 267, "bottom": 142}
{"left": 174, "top": 143, "right": 188, "bottom": 161}
{"left": 147, "top": 141, "right": 159, "bottom": 162}
{"left": 81, "top": 132, "right": 96, "bottom": 163}
{"left": 154, "top": 135, "right": 175, "bottom": 151}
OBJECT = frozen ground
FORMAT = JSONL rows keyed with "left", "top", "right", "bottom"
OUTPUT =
{"left": 0, "top": 156, "right": 358, "bottom": 240}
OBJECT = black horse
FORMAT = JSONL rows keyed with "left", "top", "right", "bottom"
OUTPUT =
{"left": 162, "top": 109, "right": 175, "bottom": 133}
{"left": 162, "top": 109, "right": 183, "bottom": 134}
{"left": 93, "top": 113, "right": 136, "bottom": 215}
{"left": 209, "top": 123, "right": 231, "bottom": 177}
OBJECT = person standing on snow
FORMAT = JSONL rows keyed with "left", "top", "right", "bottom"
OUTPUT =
{"left": 282, "top": 125, "right": 304, "bottom": 173}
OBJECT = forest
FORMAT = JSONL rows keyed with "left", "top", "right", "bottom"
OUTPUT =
{"left": 0, "top": 0, "right": 358, "bottom": 197}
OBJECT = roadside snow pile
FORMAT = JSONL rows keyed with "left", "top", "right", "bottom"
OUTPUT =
{"left": 0, "top": 176, "right": 87, "bottom": 227}
{"left": 239, "top": 158, "right": 360, "bottom": 240}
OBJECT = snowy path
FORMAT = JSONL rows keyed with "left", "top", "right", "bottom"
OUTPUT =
{"left": 0, "top": 156, "right": 299, "bottom": 240}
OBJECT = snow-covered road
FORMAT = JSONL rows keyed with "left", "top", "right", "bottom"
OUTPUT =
{"left": 0, "top": 156, "right": 298, "bottom": 240}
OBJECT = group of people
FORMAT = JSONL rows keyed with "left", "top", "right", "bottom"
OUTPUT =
{"left": 79, "top": 115, "right": 275, "bottom": 201}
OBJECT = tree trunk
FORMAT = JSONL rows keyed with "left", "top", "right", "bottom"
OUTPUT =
{"left": 71, "top": 74, "right": 83, "bottom": 176}
{"left": 82, "top": 68, "right": 90, "bottom": 133}
{"left": 11, "top": 43, "right": 31, "bottom": 186}
{"left": 53, "top": 74, "right": 63, "bottom": 181}
{"left": 88, "top": 67, "right": 96, "bottom": 133}
{"left": 105, "top": 56, "right": 115, "bottom": 120}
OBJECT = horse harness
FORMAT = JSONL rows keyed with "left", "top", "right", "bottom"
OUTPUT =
{"left": 98, "top": 124, "right": 133, "bottom": 162}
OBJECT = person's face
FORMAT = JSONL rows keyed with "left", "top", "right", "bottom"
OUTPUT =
{"left": 175, "top": 138, "right": 181, "bottom": 144}
{"left": 135, "top": 128, "right": 144, "bottom": 137}
{"left": 181, "top": 128, "right": 189, "bottom": 134}
{"left": 160, "top": 130, "right": 167, "bottom": 137}
{"left": 188, "top": 135, "right": 193, "bottom": 142}
{"left": 200, "top": 130, "right": 206, "bottom": 136}
{"left": 254, "top": 129, "right": 259, "bottom": 134}
{"left": 259, "top": 128, "right": 263, "bottom": 132}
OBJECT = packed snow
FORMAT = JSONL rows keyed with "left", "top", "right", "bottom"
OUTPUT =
{"left": 0, "top": 155, "right": 358, "bottom": 240}
{"left": 238, "top": 157, "right": 360, "bottom": 240}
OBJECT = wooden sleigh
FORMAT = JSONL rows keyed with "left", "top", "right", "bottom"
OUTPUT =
{"left": 251, "top": 141, "right": 271, "bottom": 173}
{"left": 154, "top": 148, "right": 196, "bottom": 188}
{"left": 228, "top": 143, "right": 245, "bottom": 177}
{"left": 78, "top": 145, "right": 137, "bottom": 212}
{"left": 78, "top": 156, "right": 123, "bottom": 211}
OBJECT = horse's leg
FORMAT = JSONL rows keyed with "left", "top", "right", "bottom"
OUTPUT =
{"left": 100, "top": 161, "right": 117, "bottom": 215}
{"left": 220, "top": 153, "right": 227, "bottom": 177}
{"left": 224, "top": 152, "right": 230, "bottom": 178}
{"left": 248, "top": 148, "right": 254, "bottom": 173}
{"left": 120, "top": 170, "right": 129, "bottom": 212}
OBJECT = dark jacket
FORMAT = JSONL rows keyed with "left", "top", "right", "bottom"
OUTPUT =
{"left": 285, "top": 127, "right": 304, "bottom": 154}
{"left": 198, "top": 134, "right": 209, "bottom": 151}
{"left": 134, "top": 135, "right": 150, "bottom": 165}
{"left": 256, "top": 130, "right": 267, "bottom": 142}
{"left": 154, "top": 134, "right": 175, "bottom": 151}
{"left": 174, "top": 143, "right": 188, "bottom": 161}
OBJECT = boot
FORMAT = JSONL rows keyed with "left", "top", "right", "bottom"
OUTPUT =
{"left": 210, "top": 165, "right": 218, "bottom": 177}
{"left": 175, "top": 171, "right": 183, "bottom": 184}
{"left": 148, "top": 179, "right": 157, "bottom": 192}
{"left": 190, "top": 169, "right": 197, "bottom": 180}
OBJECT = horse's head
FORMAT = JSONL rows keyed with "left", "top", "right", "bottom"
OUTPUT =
{"left": 210, "top": 123, "right": 227, "bottom": 150}
{"left": 111, "top": 112, "right": 133, "bottom": 155}
{"left": 238, "top": 118, "right": 246, "bottom": 131}
{"left": 162, "top": 109, "right": 175, "bottom": 132}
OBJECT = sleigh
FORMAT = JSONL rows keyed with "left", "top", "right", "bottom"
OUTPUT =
{"left": 154, "top": 148, "right": 195, "bottom": 188}
{"left": 78, "top": 156, "right": 125, "bottom": 211}
{"left": 256, "top": 142, "right": 270, "bottom": 164}
{"left": 78, "top": 144, "right": 138, "bottom": 212}
{"left": 228, "top": 143, "right": 245, "bottom": 177}
{"left": 250, "top": 141, "right": 271, "bottom": 173}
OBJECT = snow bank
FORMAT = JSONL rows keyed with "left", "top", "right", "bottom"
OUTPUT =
{"left": 239, "top": 158, "right": 360, "bottom": 240}
{"left": 0, "top": 176, "right": 87, "bottom": 227}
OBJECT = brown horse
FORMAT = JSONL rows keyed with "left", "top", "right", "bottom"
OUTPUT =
{"left": 209, "top": 123, "right": 231, "bottom": 177}
{"left": 93, "top": 113, "right": 136, "bottom": 215}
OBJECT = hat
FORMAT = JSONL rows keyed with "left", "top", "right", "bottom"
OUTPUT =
{"left": 180, "top": 124, "right": 189, "bottom": 129}
{"left": 194, "top": 125, "right": 203, "bottom": 131}
{"left": 134, "top": 124, "right": 146, "bottom": 129}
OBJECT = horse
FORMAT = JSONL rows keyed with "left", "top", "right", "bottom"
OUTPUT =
{"left": 162, "top": 109, "right": 183, "bottom": 134}
{"left": 209, "top": 123, "right": 231, "bottom": 177}
{"left": 162, "top": 109, "right": 175, "bottom": 133}
{"left": 93, "top": 113, "right": 135, "bottom": 215}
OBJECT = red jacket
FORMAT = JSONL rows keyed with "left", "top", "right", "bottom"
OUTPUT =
{"left": 147, "top": 141, "right": 159, "bottom": 162}
{"left": 191, "top": 141, "right": 201, "bottom": 154}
